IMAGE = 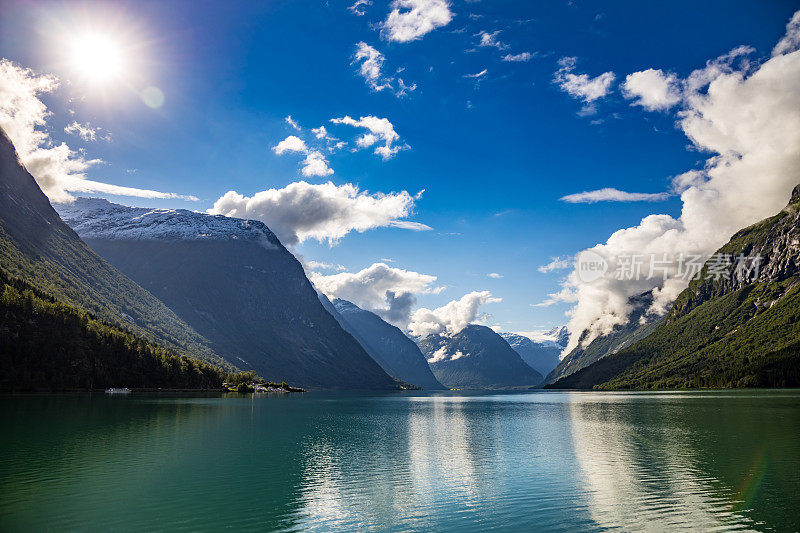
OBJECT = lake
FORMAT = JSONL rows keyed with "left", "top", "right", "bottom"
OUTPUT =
{"left": 1, "top": 390, "right": 798, "bottom": 531}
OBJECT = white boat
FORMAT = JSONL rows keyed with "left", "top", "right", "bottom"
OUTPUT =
{"left": 105, "top": 387, "right": 131, "bottom": 394}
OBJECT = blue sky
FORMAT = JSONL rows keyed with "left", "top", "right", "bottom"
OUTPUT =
{"left": 1, "top": 0, "right": 798, "bottom": 336}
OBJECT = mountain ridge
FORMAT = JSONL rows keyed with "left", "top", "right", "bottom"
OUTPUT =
{"left": 55, "top": 197, "right": 403, "bottom": 390}
{"left": 548, "top": 185, "right": 800, "bottom": 389}
{"left": 0, "top": 128, "right": 229, "bottom": 370}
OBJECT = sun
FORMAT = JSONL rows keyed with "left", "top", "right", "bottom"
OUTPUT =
{"left": 70, "top": 33, "right": 126, "bottom": 83}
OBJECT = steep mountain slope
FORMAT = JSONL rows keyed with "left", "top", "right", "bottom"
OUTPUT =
{"left": 543, "top": 292, "right": 662, "bottom": 384}
{"left": 326, "top": 298, "right": 445, "bottom": 390}
{"left": 55, "top": 198, "right": 401, "bottom": 390}
{"left": 418, "top": 325, "right": 543, "bottom": 389}
{"left": 0, "top": 128, "right": 227, "bottom": 369}
{"left": 550, "top": 185, "right": 800, "bottom": 389}
{"left": 501, "top": 333, "right": 562, "bottom": 377}
{"left": 0, "top": 267, "right": 231, "bottom": 391}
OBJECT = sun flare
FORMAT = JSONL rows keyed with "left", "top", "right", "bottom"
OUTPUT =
{"left": 70, "top": 33, "right": 126, "bottom": 83}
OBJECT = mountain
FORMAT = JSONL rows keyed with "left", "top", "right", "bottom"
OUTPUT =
{"left": 0, "top": 267, "right": 232, "bottom": 391}
{"left": 55, "top": 198, "right": 402, "bottom": 390}
{"left": 543, "top": 292, "right": 662, "bottom": 384}
{"left": 322, "top": 297, "right": 445, "bottom": 390}
{"left": 549, "top": 185, "right": 800, "bottom": 389}
{"left": 0, "top": 128, "right": 228, "bottom": 369}
{"left": 418, "top": 325, "right": 543, "bottom": 389}
{"left": 501, "top": 332, "right": 562, "bottom": 377}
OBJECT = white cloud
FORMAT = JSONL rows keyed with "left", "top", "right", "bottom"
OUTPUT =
{"left": 208, "top": 181, "right": 429, "bottom": 246}
{"left": 353, "top": 42, "right": 392, "bottom": 92}
{"left": 554, "top": 57, "right": 615, "bottom": 103}
{"left": 560, "top": 188, "right": 670, "bottom": 203}
{"left": 64, "top": 121, "right": 109, "bottom": 142}
{"left": 409, "top": 290, "right": 501, "bottom": 338}
{"left": 555, "top": 14, "right": 800, "bottom": 355}
{"left": 273, "top": 135, "right": 307, "bottom": 155}
{"left": 502, "top": 52, "right": 535, "bottom": 62}
{"left": 622, "top": 69, "right": 681, "bottom": 111}
{"left": 487, "top": 272, "right": 503, "bottom": 279}
{"left": 310, "top": 262, "right": 441, "bottom": 327}
{"left": 303, "top": 260, "right": 346, "bottom": 272}
{"left": 476, "top": 30, "right": 508, "bottom": 50}
{"left": 381, "top": 0, "right": 453, "bottom": 43}
{"left": 773, "top": 10, "right": 800, "bottom": 56}
{"left": 272, "top": 135, "right": 333, "bottom": 177}
{"left": 285, "top": 115, "right": 301, "bottom": 130}
{"left": 396, "top": 78, "right": 417, "bottom": 96}
{"left": 463, "top": 69, "right": 487, "bottom": 78}
{"left": 312, "top": 126, "right": 330, "bottom": 139}
{"left": 426, "top": 346, "right": 449, "bottom": 363}
{"left": 0, "top": 59, "right": 194, "bottom": 203}
{"left": 330, "top": 115, "right": 405, "bottom": 160}
{"left": 538, "top": 256, "right": 573, "bottom": 274}
{"left": 352, "top": 42, "right": 417, "bottom": 97}
{"left": 300, "top": 151, "right": 334, "bottom": 177}
{"left": 348, "top": 0, "right": 372, "bottom": 16}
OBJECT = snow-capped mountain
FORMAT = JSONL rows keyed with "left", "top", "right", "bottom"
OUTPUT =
{"left": 56, "top": 198, "right": 279, "bottom": 247}
{"left": 54, "top": 198, "right": 402, "bottom": 390}
{"left": 418, "top": 325, "right": 543, "bottom": 389}
{"left": 501, "top": 333, "right": 561, "bottom": 377}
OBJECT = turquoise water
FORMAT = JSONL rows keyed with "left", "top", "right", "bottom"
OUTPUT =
{"left": 1, "top": 390, "right": 798, "bottom": 531}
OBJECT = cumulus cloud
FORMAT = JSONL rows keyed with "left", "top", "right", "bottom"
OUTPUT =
{"left": 554, "top": 57, "right": 615, "bottom": 103}
{"left": 311, "top": 126, "right": 331, "bottom": 140}
{"left": 381, "top": 0, "right": 453, "bottom": 43}
{"left": 502, "top": 52, "right": 535, "bottom": 62}
{"left": 330, "top": 115, "right": 405, "bottom": 159}
{"left": 208, "top": 181, "right": 429, "bottom": 246}
{"left": 487, "top": 272, "right": 503, "bottom": 279}
{"left": 476, "top": 30, "right": 508, "bottom": 50}
{"left": 408, "top": 291, "right": 501, "bottom": 338}
{"left": 0, "top": 59, "right": 195, "bottom": 203}
{"left": 272, "top": 135, "right": 333, "bottom": 177}
{"left": 273, "top": 135, "right": 307, "bottom": 155}
{"left": 310, "top": 262, "right": 442, "bottom": 328}
{"left": 554, "top": 14, "right": 800, "bottom": 355}
{"left": 622, "top": 69, "right": 681, "bottom": 111}
{"left": 560, "top": 188, "right": 671, "bottom": 203}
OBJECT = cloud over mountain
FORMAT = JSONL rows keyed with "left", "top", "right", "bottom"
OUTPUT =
{"left": 409, "top": 290, "right": 501, "bottom": 338}
{"left": 310, "top": 262, "right": 441, "bottom": 328}
{"left": 553, "top": 13, "right": 800, "bottom": 355}
{"left": 208, "top": 181, "right": 429, "bottom": 246}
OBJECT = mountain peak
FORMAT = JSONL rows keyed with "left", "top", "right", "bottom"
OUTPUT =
{"left": 55, "top": 197, "right": 282, "bottom": 249}
{"left": 786, "top": 183, "right": 800, "bottom": 212}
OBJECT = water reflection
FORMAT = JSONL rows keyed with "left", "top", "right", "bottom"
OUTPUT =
{"left": 1, "top": 391, "right": 798, "bottom": 531}
{"left": 567, "top": 391, "right": 799, "bottom": 531}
